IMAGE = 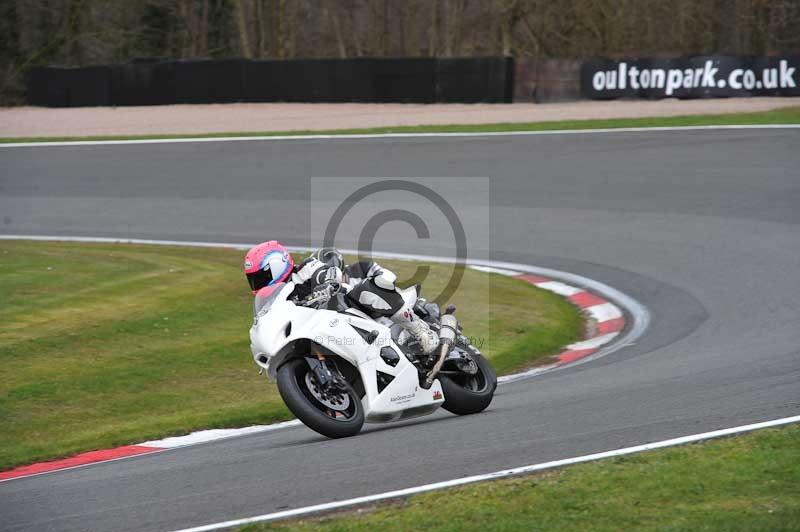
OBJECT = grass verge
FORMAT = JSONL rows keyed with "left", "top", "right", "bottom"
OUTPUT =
{"left": 0, "top": 240, "right": 581, "bottom": 470}
{"left": 0, "top": 106, "right": 798, "bottom": 144}
{"left": 245, "top": 423, "right": 800, "bottom": 532}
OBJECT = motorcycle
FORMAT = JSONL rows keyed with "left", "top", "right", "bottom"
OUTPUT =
{"left": 249, "top": 281, "right": 497, "bottom": 438}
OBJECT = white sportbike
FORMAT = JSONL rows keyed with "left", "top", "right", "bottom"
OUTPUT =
{"left": 249, "top": 281, "right": 497, "bottom": 438}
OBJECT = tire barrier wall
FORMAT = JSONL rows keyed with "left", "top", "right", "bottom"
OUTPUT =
{"left": 26, "top": 57, "right": 514, "bottom": 107}
{"left": 581, "top": 55, "right": 800, "bottom": 100}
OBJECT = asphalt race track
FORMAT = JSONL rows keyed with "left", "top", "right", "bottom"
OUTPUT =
{"left": 1, "top": 128, "right": 799, "bottom": 531}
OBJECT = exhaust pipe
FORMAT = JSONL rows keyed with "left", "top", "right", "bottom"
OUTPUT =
{"left": 422, "top": 310, "right": 457, "bottom": 389}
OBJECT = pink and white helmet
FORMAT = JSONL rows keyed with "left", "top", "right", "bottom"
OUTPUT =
{"left": 244, "top": 241, "right": 294, "bottom": 294}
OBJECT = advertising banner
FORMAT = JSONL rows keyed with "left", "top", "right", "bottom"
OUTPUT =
{"left": 581, "top": 55, "right": 799, "bottom": 99}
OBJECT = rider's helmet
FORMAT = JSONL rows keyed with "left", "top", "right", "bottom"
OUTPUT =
{"left": 311, "top": 247, "right": 344, "bottom": 270}
{"left": 244, "top": 241, "right": 294, "bottom": 294}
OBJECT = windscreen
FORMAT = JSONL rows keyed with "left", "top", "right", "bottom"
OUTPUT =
{"left": 254, "top": 283, "right": 286, "bottom": 315}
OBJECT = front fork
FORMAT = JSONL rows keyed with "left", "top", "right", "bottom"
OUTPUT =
{"left": 305, "top": 344, "right": 344, "bottom": 394}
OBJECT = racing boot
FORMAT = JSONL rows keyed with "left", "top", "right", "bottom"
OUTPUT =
{"left": 392, "top": 304, "right": 439, "bottom": 355}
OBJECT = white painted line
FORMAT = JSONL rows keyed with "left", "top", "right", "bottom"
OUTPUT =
{"left": 497, "top": 362, "right": 560, "bottom": 383}
{"left": 0, "top": 234, "right": 255, "bottom": 250}
{"left": 1, "top": 124, "right": 797, "bottom": 148}
{"left": 586, "top": 302, "right": 623, "bottom": 322}
{"left": 141, "top": 420, "right": 303, "bottom": 449}
{"left": 468, "top": 265, "right": 523, "bottom": 276}
{"left": 535, "top": 280, "right": 584, "bottom": 296}
{"left": 566, "top": 332, "right": 620, "bottom": 351}
{"left": 172, "top": 414, "right": 800, "bottom": 532}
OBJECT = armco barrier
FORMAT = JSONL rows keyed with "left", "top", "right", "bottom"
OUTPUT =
{"left": 26, "top": 57, "right": 514, "bottom": 107}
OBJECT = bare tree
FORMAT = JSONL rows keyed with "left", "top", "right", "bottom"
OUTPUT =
{"left": 324, "top": 0, "right": 347, "bottom": 58}
{"left": 497, "top": 0, "right": 519, "bottom": 56}
{"left": 429, "top": 0, "right": 441, "bottom": 57}
{"left": 4, "top": 0, "right": 800, "bottom": 104}
{"left": 232, "top": 0, "right": 251, "bottom": 58}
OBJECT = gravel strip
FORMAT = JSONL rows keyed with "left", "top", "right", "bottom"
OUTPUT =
{"left": 0, "top": 97, "right": 796, "bottom": 138}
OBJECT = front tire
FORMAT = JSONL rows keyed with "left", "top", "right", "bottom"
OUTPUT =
{"left": 440, "top": 353, "right": 497, "bottom": 415}
{"left": 277, "top": 358, "right": 364, "bottom": 438}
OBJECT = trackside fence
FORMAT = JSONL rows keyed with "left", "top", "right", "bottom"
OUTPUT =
{"left": 26, "top": 54, "right": 797, "bottom": 107}
{"left": 26, "top": 57, "right": 513, "bottom": 107}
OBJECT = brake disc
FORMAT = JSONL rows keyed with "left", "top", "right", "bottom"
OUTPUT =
{"left": 304, "top": 372, "right": 351, "bottom": 411}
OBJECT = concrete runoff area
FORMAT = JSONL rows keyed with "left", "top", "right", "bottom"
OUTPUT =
{"left": 0, "top": 127, "right": 798, "bottom": 531}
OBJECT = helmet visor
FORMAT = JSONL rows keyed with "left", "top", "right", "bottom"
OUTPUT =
{"left": 247, "top": 252, "right": 289, "bottom": 291}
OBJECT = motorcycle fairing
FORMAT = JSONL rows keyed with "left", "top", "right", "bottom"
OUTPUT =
{"left": 250, "top": 282, "right": 444, "bottom": 423}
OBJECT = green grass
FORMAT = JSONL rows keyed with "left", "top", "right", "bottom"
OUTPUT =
{"left": 1, "top": 106, "right": 798, "bottom": 144}
{"left": 246, "top": 423, "right": 800, "bottom": 532}
{"left": 0, "top": 240, "right": 581, "bottom": 470}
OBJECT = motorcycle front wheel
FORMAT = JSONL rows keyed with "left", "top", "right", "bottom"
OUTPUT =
{"left": 276, "top": 358, "right": 364, "bottom": 438}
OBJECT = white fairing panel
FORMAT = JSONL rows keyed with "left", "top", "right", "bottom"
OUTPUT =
{"left": 398, "top": 286, "right": 418, "bottom": 307}
{"left": 249, "top": 281, "right": 444, "bottom": 423}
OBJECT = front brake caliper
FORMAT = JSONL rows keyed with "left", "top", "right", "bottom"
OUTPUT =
{"left": 306, "top": 357, "right": 333, "bottom": 389}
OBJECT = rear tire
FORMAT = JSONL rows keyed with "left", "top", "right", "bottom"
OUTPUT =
{"left": 277, "top": 358, "right": 364, "bottom": 438}
{"left": 440, "top": 353, "right": 497, "bottom": 415}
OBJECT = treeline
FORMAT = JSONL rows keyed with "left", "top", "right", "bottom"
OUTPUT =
{"left": 2, "top": 0, "right": 799, "bottom": 104}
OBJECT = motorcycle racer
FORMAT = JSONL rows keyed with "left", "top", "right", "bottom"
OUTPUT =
{"left": 243, "top": 242, "right": 440, "bottom": 354}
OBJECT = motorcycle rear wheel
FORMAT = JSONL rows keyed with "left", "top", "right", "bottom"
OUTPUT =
{"left": 277, "top": 358, "right": 364, "bottom": 438}
{"left": 440, "top": 353, "right": 497, "bottom": 415}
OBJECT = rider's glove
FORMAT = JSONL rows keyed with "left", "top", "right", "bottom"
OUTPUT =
{"left": 310, "top": 281, "right": 340, "bottom": 302}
